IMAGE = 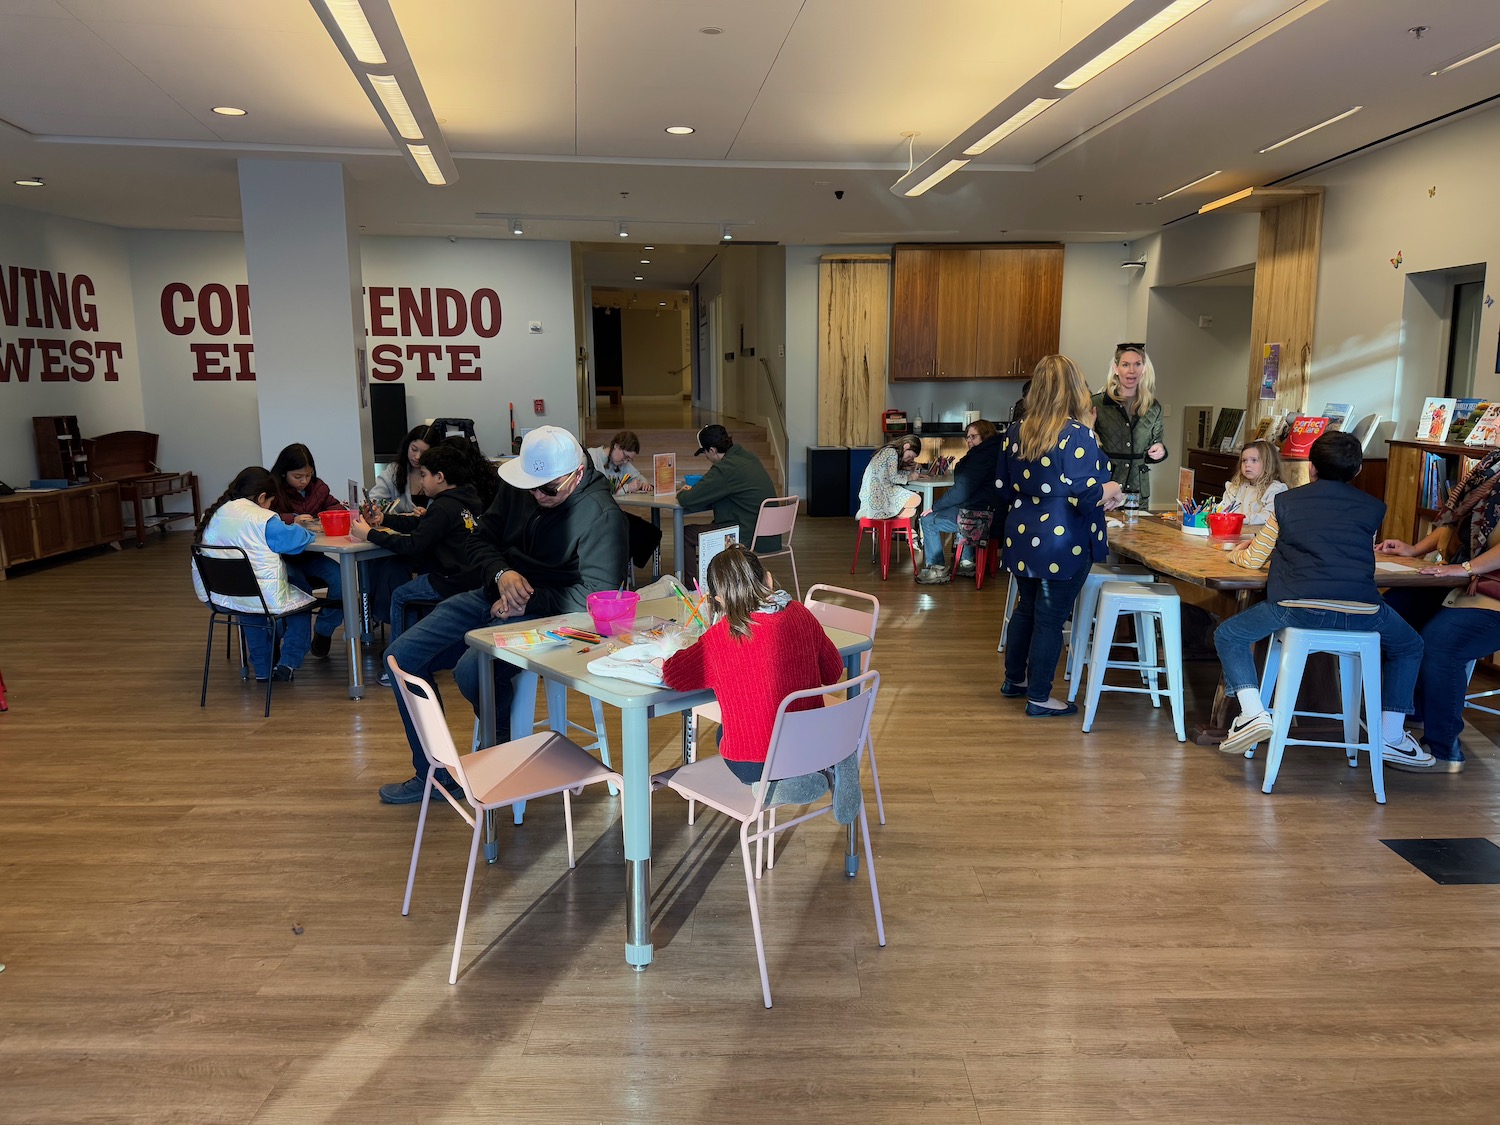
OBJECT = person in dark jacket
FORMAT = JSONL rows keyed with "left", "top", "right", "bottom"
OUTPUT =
{"left": 351, "top": 441, "right": 483, "bottom": 647}
{"left": 377, "top": 426, "right": 629, "bottom": 804}
{"left": 678, "top": 424, "right": 779, "bottom": 576}
{"left": 916, "top": 419, "right": 1005, "bottom": 583}
{"left": 1213, "top": 431, "right": 1427, "bottom": 763}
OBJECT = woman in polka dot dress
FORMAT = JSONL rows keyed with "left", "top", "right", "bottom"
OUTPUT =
{"left": 996, "top": 355, "right": 1124, "bottom": 716}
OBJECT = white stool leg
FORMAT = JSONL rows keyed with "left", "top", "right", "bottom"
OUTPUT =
{"left": 1080, "top": 599, "right": 1121, "bottom": 733}
{"left": 1161, "top": 603, "right": 1186, "bottom": 742}
{"left": 1338, "top": 652, "right": 1361, "bottom": 767}
{"left": 1361, "top": 650, "right": 1386, "bottom": 804}
{"left": 1138, "top": 612, "right": 1162, "bottom": 706}
{"left": 1262, "top": 640, "right": 1306, "bottom": 794}
{"left": 1065, "top": 578, "right": 1101, "bottom": 692}
{"left": 1246, "top": 634, "right": 1283, "bottom": 760}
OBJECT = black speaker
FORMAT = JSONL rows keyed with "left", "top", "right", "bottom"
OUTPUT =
{"left": 370, "top": 384, "right": 408, "bottom": 459}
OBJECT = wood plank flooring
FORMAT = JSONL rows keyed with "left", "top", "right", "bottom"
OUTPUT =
{"left": 2, "top": 523, "right": 1499, "bottom": 1123}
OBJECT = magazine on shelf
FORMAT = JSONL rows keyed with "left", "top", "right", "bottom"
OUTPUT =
{"left": 1415, "top": 397, "right": 1457, "bottom": 443}
{"left": 1208, "top": 407, "right": 1245, "bottom": 452}
{"left": 1319, "top": 402, "right": 1353, "bottom": 432}
{"left": 1453, "top": 401, "right": 1495, "bottom": 443}
{"left": 1464, "top": 403, "right": 1500, "bottom": 447}
{"left": 1349, "top": 413, "right": 1382, "bottom": 452}
{"left": 1279, "top": 415, "right": 1329, "bottom": 460}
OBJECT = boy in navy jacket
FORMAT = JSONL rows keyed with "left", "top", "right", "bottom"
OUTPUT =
{"left": 1214, "top": 431, "right": 1428, "bottom": 764}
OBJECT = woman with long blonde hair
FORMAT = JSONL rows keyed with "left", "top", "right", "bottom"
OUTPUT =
{"left": 997, "top": 356, "right": 1124, "bottom": 716}
{"left": 1093, "top": 343, "right": 1167, "bottom": 508}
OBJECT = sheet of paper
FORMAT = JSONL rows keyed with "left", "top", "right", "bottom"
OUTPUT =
{"left": 1375, "top": 560, "right": 1413, "bottom": 572}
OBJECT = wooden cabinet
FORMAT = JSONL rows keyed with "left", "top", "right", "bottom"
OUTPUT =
{"left": 33, "top": 414, "right": 91, "bottom": 483}
{"left": 0, "top": 482, "right": 124, "bottom": 579}
{"left": 1383, "top": 439, "right": 1485, "bottom": 544}
{"left": 1185, "top": 447, "right": 1389, "bottom": 511}
{"left": 891, "top": 243, "right": 1063, "bottom": 380}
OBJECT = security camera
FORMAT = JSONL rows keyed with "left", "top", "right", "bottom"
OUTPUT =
{"left": 834, "top": 190, "right": 845, "bottom": 200}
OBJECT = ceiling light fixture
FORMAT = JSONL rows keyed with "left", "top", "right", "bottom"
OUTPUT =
{"left": 665, "top": 125, "right": 695, "bottom": 135}
{"left": 1054, "top": 0, "right": 1211, "bottom": 90}
{"left": 367, "top": 74, "right": 423, "bottom": 140}
{"left": 1429, "top": 36, "right": 1500, "bottom": 76}
{"left": 1157, "top": 170, "right": 1221, "bottom": 200}
{"left": 1258, "top": 106, "right": 1363, "bottom": 153}
{"left": 644, "top": 245, "right": 654, "bottom": 250}
{"left": 310, "top": 0, "right": 456, "bottom": 186}
{"left": 639, "top": 259, "right": 651, "bottom": 264}
{"left": 699, "top": 26, "right": 723, "bottom": 35}
{"left": 963, "top": 98, "right": 1060, "bottom": 155}
{"left": 618, "top": 222, "right": 629, "bottom": 238}
{"left": 13, "top": 177, "right": 44, "bottom": 187}
{"left": 901, "top": 158, "right": 969, "bottom": 198}
{"left": 720, "top": 225, "right": 733, "bottom": 241}
{"left": 634, "top": 275, "right": 644, "bottom": 281}
{"left": 511, "top": 219, "right": 523, "bottom": 236}
{"left": 212, "top": 106, "right": 247, "bottom": 117}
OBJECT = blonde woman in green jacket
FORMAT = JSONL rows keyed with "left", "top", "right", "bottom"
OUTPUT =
{"left": 1092, "top": 342, "right": 1167, "bottom": 508}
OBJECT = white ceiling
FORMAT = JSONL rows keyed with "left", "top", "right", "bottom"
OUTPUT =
{"left": 1, "top": 0, "right": 1498, "bottom": 260}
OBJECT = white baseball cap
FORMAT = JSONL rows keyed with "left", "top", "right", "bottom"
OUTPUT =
{"left": 499, "top": 425, "right": 585, "bottom": 489}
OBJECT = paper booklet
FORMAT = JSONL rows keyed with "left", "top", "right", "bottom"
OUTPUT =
{"left": 1416, "top": 397, "right": 1456, "bottom": 443}
{"left": 1320, "top": 402, "right": 1353, "bottom": 432}
{"left": 1464, "top": 403, "right": 1500, "bottom": 448}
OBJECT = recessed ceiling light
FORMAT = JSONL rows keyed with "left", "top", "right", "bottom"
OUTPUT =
{"left": 212, "top": 106, "right": 247, "bottom": 116}
{"left": 659, "top": 301, "right": 667, "bottom": 306}
{"left": 1156, "top": 170, "right": 1221, "bottom": 200}
{"left": 1258, "top": 106, "right": 1363, "bottom": 153}
{"left": 1429, "top": 36, "right": 1500, "bottom": 76}
{"left": 634, "top": 276, "right": 644, "bottom": 281}
{"left": 644, "top": 245, "right": 655, "bottom": 250}
{"left": 13, "top": 177, "right": 44, "bottom": 187}
{"left": 665, "top": 125, "right": 695, "bottom": 135}
{"left": 639, "top": 259, "right": 651, "bottom": 264}
{"left": 699, "top": 26, "right": 723, "bottom": 35}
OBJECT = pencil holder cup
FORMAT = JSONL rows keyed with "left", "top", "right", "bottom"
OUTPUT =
{"left": 587, "top": 590, "right": 640, "bottom": 636}
{"left": 318, "top": 509, "right": 351, "bottom": 536}
{"left": 1207, "top": 513, "right": 1246, "bottom": 540}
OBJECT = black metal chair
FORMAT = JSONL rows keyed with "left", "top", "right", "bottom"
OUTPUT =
{"left": 191, "top": 544, "right": 318, "bottom": 717}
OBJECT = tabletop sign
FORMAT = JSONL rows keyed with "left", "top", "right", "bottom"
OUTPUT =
{"left": 653, "top": 453, "right": 676, "bottom": 495}
{"left": 1177, "top": 467, "right": 1195, "bottom": 507}
{"left": 697, "top": 524, "right": 739, "bottom": 592}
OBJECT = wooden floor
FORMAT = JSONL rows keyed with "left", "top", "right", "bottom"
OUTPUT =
{"left": 3, "top": 523, "right": 1500, "bottom": 1123}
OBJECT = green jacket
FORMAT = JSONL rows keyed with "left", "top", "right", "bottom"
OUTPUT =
{"left": 1092, "top": 391, "right": 1166, "bottom": 504}
{"left": 677, "top": 444, "right": 780, "bottom": 551}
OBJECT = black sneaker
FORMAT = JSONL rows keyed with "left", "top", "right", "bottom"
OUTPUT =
{"left": 272, "top": 665, "right": 295, "bottom": 683}
{"left": 379, "top": 775, "right": 464, "bottom": 804}
{"left": 310, "top": 632, "right": 332, "bottom": 660}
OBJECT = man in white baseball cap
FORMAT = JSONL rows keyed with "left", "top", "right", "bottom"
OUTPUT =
{"left": 378, "top": 425, "right": 628, "bottom": 805}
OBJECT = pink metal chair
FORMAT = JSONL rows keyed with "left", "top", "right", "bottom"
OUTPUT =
{"left": 684, "top": 584, "right": 887, "bottom": 824}
{"left": 388, "top": 656, "right": 624, "bottom": 985}
{"left": 660, "top": 670, "right": 886, "bottom": 1007}
{"left": 750, "top": 496, "right": 801, "bottom": 599}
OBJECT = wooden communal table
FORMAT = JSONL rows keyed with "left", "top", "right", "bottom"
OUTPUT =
{"left": 1105, "top": 514, "right": 1465, "bottom": 743}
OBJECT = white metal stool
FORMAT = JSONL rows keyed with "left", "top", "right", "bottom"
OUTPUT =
{"left": 1080, "top": 581, "right": 1186, "bottom": 741}
{"left": 1065, "top": 563, "right": 1157, "bottom": 700}
{"left": 1255, "top": 627, "right": 1385, "bottom": 804}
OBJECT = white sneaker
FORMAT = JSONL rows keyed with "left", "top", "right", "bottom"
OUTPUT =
{"left": 1219, "top": 710, "right": 1273, "bottom": 755}
{"left": 1381, "top": 732, "right": 1434, "bottom": 768}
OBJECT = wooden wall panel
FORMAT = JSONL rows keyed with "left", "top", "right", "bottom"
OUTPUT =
{"left": 818, "top": 254, "right": 890, "bottom": 446}
{"left": 1244, "top": 192, "right": 1323, "bottom": 432}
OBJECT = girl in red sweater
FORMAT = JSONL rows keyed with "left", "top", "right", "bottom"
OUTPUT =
{"left": 662, "top": 546, "right": 845, "bottom": 784}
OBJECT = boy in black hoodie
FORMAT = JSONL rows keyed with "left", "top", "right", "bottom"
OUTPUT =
{"left": 351, "top": 441, "right": 483, "bottom": 646}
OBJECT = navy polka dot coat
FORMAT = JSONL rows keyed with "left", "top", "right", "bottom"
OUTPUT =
{"left": 994, "top": 419, "right": 1111, "bottom": 581}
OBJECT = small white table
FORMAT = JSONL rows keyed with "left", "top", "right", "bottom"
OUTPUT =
{"left": 464, "top": 596, "right": 872, "bottom": 970}
{"left": 909, "top": 474, "right": 955, "bottom": 511}
{"left": 302, "top": 533, "right": 391, "bottom": 699}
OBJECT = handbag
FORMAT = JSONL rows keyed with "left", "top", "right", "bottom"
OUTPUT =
{"left": 1466, "top": 573, "right": 1500, "bottom": 600}
{"left": 955, "top": 507, "right": 995, "bottom": 545}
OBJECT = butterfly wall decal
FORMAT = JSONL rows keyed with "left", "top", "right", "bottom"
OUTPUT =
{"left": 1390, "top": 251, "right": 1403, "bottom": 269}
{"left": 1487, "top": 295, "right": 1495, "bottom": 309}
{"left": 1429, "top": 186, "right": 1437, "bottom": 197}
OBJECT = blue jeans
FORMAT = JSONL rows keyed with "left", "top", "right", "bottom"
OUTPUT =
{"left": 1004, "top": 568, "right": 1092, "bottom": 704}
{"left": 242, "top": 612, "right": 312, "bottom": 678}
{"left": 1213, "top": 599, "right": 1422, "bottom": 716}
{"left": 389, "top": 573, "right": 442, "bottom": 645}
{"left": 383, "top": 588, "right": 530, "bottom": 782}
{"left": 288, "top": 554, "right": 345, "bottom": 637}
{"left": 920, "top": 510, "right": 974, "bottom": 568}
{"left": 1386, "top": 588, "right": 1500, "bottom": 762}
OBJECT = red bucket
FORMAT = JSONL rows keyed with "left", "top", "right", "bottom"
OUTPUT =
{"left": 319, "top": 509, "right": 352, "bottom": 537}
{"left": 1207, "top": 512, "right": 1245, "bottom": 540}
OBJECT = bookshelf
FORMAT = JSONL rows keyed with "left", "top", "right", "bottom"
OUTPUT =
{"left": 1384, "top": 438, "right": 1493, "bottom": 543}
{"left": 32, "top": 415, "right": 91, "bottom": 485}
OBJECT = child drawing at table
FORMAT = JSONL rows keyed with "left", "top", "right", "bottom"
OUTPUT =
{"left": 192, "top": 467, "right": 317, "bottom": 682}
{"left": 269, "top": 443, "right": 345, "bottom": 658}
{"left": 662, "top": 545, "right": 844, "bottom": 784}
{"left": 1220, "top": 439, "right": 1288, "bottom": 526}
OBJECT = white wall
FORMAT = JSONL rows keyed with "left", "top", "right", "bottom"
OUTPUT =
{"left": 0, "top": 205, "right": 143, "bottom": 486}
{"left": 783, "top": 241, "right": 1131, "bottom": 496}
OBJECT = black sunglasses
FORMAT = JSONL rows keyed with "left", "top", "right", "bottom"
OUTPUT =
{"left": 530, "top": 466, "right": 580, "bottom": 496}
{"left": 1116, "top": 342, "right": 1146, "bottom": 353}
